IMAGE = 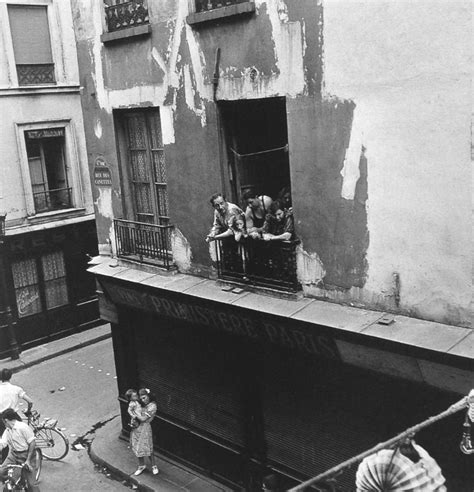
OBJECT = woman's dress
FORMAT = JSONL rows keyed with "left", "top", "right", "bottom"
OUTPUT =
{"left": 131, "top": 401, "right": 157, "bottom": 458}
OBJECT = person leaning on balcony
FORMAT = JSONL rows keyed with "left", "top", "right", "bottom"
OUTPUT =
{"left": 242, "top": 190, "right": 273, "bottom": 239}
{"left": 261, "top": 200, "right": 295, "bottom": 242}
{"left": 206, "top": 193, "right": 244, "bottom": 243}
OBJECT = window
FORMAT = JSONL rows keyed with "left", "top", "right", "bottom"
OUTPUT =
{"left": 104, "top": 0, "right": 149, "bottom": 33}
{"left": 12, "top": 251, "right": 69, "bottom": 318}
{"left": 12, "top": 259, "right": 42, "bottom": 318}
{"left": 7, "top": 5, "right": 55, "bottom": 85}
{"left": 25, "top": 128, "right": 72, "bottom": 214}
{"left": 123, "top": 111, "right": 169, "bottom": 225}
{"left": 187, "top": 0, "right": 255, "bottom": 25}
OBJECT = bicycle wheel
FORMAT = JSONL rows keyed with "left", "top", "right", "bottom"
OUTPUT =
{"left": 35, "top": 427, "right": 69, "bottom": 461}
{"left": 34, "top": 448, "right": 42, "bottom": 482}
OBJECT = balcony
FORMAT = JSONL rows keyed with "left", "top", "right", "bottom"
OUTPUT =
{"left": 33, "top": 187, "right": 72, "bottom": 213}
{"left": 214, "top": 238, "right": 300, "bottom": 292}
{"left": 114, "top": 219, "right": 174, "bottom": 269}
{"left": 17, "top": 64, "right": 55, "bottom": 86}
{"left": 104, "top": 0, "right": 149, "bottom": 33}
{"left": 195, "top": 0, "right": 247, "bottom": 13}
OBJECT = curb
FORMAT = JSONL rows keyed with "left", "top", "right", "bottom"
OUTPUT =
{"left": 6, "top": 332, "right": 112, "bottom": 375}
{"left": 89, "top": 438, "right": 155, "bottom": 492}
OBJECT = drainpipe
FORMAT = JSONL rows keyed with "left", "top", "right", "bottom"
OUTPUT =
{"left": 212, "top": 48, "right": 228, "bottom": 197}
{"left": 393, "top": 272, "right": 400, "bottom": 309}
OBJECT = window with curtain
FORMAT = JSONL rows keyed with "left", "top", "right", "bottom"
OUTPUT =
{"left": 7, "top": 5, "right": 55, "bottom": 85}
{"left": 12, "top": 251, "right": 69, "bottom": 317}
{"left": 42, "top": 251, "right": 68, "bottom": 309}
{"left": 12, "top": 259, "right": 42, "bottom": 318}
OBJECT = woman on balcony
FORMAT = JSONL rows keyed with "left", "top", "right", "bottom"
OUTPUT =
{"left": 261, "top": 200, "right": 295, "bottom": 242}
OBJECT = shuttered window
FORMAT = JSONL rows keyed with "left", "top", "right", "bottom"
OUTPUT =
{"left": 124, "top": 111, "right": 169, "bottom": 225}
{"left": 7, "top": 5, "right": 55, "bottom": 85}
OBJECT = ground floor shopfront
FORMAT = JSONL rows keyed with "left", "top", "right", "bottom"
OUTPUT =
{"left": 93, "top": 267, "right": 473, "bottom": 491}
{"left": 0, "top": 218, "right": 100, "bottom": 359}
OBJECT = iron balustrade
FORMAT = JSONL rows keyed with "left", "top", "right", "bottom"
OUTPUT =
{"left": 104, "top": 0, "right": 149, "bottom": 32}
{"left": 16, "top": 64, "right": 55, "bottom": 85}
{"left": 195, "top": 0, "right": 247, "bottom": 13}
{"left": 33, "top": 187, "right": 72, "bottom": 213}
{"left": 114, "top": 218, "right": 173, "bottom": 269}
{"left": 214, "top": 237, "right": 300, "bottom": 292}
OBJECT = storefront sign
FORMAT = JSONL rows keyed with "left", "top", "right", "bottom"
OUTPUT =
{"left": 94, "top": 157, "right": 112, "bottom": 187}
{"left": 100, "top": 280, "right": 340, "bottom": 360}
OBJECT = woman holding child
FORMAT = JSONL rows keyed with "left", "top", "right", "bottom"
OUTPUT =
{"left": 126, "top": 387, "right": 159, "bottom": 476}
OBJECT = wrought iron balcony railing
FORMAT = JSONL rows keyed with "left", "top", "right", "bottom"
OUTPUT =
{"left": 114, "top": 218, "right": 174, "bottom": 269}
{"left": 214, "top": 237, "right": 300, "bottom": 292}
{"left": 17, "top": 64, "right": 55, "bottom": 86}
{"left": 104, "top": 0, "right": 149, "bottom": 33}
{"left": 195, "top": 0, "right": 247, "bottom": 13}
{"left": 33, "top": 187, "right": 72, "bottom": 213}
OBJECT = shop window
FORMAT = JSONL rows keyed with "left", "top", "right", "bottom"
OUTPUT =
{"left": 12, "top": 251, "right": 69, "bottom": 318}
{"left": 103, "top": 0, "right": 149, "bottom": 32}
{"left": 12, "top": 259, "right": 42, "bottom": 318}
{"left": 25, "top": 128, "right": 72, "bottom": 214}
{"left": 42, "top": 251, "right": 68, "bottom": 309}
{"left": 7, "top": 5, "right": 55, "bottom": 85}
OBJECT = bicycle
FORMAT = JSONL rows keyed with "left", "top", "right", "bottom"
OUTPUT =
{"left": 24, "top": 411, "right": 69, "bottom": 461}
{"left": 2, "top": 448, "right": 42, "bottom": 491}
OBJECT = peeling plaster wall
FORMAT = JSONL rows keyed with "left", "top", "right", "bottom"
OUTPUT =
{"left": 71, "top": 0, "right": 323, "bottom": 270}
{"left": 320, "top": 0, "right": 472, "bottom": 326}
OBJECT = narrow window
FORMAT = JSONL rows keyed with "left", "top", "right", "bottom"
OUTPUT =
{"left": 42, "top": 251, "right": 68, "bottom": 309}
{"left": 8, "top": 5, "right": 55, "bottom": 85}
{"left": 12, "top": 259, "right": 42, "bottom": 318}
{"left": 124, "top": 111, "right": 169, "bottom": 225}
{"left": 25, "top": 129, "right": 72, "bottom": 214}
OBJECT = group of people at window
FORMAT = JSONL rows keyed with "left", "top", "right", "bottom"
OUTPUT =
{"left": 206, "top": 186, "right": 295, "bottom": 245}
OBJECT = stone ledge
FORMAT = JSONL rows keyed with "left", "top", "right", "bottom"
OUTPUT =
{"left": 101, "top": 24, "right": 152, "bottom": 44}
{"left": 187, "top": 2, "right": 255, "bottom": 26}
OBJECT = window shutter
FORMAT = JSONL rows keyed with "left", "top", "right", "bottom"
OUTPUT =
{"left": 8, "top": 5, "right": 53, "bottom": 64}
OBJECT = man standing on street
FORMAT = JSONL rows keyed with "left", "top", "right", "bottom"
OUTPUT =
{"left": 0, "top": 408, "right": 40, "bottom": 491}
{"left": 0, "top": 369, "right": 33, "bottom": 435}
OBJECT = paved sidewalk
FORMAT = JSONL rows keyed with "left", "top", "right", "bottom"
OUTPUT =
{"left": 91, "top": 419, "right": 233, "bottom": 492}
{"left": 0, "top": 323, "right": 112, "bottom": 372}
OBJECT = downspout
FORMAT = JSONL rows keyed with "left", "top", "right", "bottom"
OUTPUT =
{"left": 212, "top": 48, "right": 228, "bottom": 197}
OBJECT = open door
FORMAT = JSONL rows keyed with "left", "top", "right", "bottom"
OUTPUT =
{"left": 219, "top": 97, "right": 291, "bottom": 207}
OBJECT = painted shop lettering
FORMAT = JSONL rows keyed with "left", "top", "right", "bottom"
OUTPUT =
{"left": 102, "top": 282, "right": 339, "bottom": 359}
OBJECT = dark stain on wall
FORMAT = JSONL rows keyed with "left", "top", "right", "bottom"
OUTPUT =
{"left": 287, "top": 96, "right": 369, "bottom": 290}
{"left": 192, "top": 3, "right": 278, "bottom": 81}
{"left": 286, "top": 0, "right": 324, "bottom": 96}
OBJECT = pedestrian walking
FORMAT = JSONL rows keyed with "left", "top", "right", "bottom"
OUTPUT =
{"left": 0, "top": 369, "right": 34, "bottom": 435}
{"left": 131, "top": 388, "right": 159, "bottom": 476}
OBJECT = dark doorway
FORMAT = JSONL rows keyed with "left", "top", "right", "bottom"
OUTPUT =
{"left": 219, "top": 97, "right": 291, "bottom": 207}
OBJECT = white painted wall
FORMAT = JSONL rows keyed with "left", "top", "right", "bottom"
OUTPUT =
{"left": 322, "top": 0, "right": 472, "bottom": 325}
{"left": 0, "top": 0, "right": 92, "bottom": 223}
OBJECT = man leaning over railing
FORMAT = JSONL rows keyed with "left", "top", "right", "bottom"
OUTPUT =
{"left": 206, "top": 193, "right": 245, "bottom": 243}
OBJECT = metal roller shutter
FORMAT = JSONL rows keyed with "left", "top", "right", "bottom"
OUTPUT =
{"left": 134, "top": 313, "right": 246, "bottom": 447}
{"left": 262, "top": 346, "right": 386, "bottom": 490}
